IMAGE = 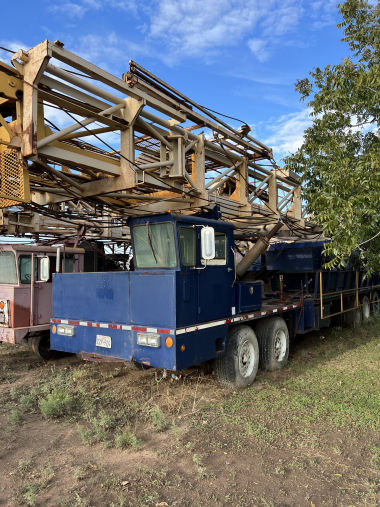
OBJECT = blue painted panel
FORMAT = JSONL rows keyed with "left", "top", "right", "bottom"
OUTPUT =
{"left": 267, "top": 241, "right": 328, "bottom": 272}
{"left": 52, "top": 272, "right": 130, "bottom": 323}
{"left": 235, "top": 282, "right": 262, "bottom": 313}
{"left": 304, "top": 300, "right": 315, "bottom": 329}
{"left": 176, "top": 272, "right": 198, "bottom": 328}
{"left": 131, "top": 331, "right": 176, "bottom": 370}
{"left": 129, "top": 272, "right": 176, "bottom": 328}
{"left": 51, "top": 323, "right": 132, "bottom": 358}
{"left": 197, "top": 228, "right": 235, "bottom": 322}
{"left": 175, "top": 325, "right": 228, "bottom": 370}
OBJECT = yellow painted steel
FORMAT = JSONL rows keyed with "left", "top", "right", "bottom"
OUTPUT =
{"left": 319, "top": 270, "right": 380, "bottom": 319}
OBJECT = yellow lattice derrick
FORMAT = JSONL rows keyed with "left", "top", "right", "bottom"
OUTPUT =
{"left": 0, "top": 147, "right": 30, "bottom": 208}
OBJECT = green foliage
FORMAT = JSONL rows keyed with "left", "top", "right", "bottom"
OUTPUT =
{"left": 8, "top": 409, "right": 24, "bottom": 426}
{"left": 39, "top": 389, "right": 74, "bottom": 418}
{"left": 114, "top": 427, "right": 142, "bottom": 450}
{"left": 285, "top": 0, "right": 380, "bottom": 272}
{"left": 151, "top": 405, "right": 167, "bottom": 431}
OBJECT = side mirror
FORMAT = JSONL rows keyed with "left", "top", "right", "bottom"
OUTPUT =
{"left": 201, "top": 226, "right": 215, "bottom": 260}
{"left": 39, "top": 257, "right": 50, "bottom": 282}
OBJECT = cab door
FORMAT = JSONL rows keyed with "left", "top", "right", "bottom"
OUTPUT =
{"left": 197, "top": 230, "right": 235, "bottom": 323}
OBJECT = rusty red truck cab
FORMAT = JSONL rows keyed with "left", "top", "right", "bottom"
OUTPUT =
{"left": 0, "top": 245, "right": 84, "bottom": 357}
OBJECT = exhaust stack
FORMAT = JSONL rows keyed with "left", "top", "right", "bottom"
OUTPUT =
{"left": 235, "top": 222, "right": 283, "bottom": 278}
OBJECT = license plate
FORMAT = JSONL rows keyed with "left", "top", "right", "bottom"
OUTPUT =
{"left": 96, "top": 335, "right": 112, "bottom": 348}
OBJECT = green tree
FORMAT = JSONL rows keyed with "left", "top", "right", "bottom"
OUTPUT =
{"left": 285, "top": 0, "right": 380, "bottom": 272}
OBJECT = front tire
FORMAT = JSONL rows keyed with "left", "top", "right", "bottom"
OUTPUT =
{"left": 255, "top": 317, "right": 289, "bottom": 371}
{"left": 28, "top": 333, "right": 67, "bottom": 360}
{"left": 214, "top": 325, "right": 259, "bottom": 390}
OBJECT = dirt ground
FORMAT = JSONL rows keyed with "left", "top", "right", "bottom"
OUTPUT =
{"left": 1, "top": 319, "right": 380, "bottom": 507}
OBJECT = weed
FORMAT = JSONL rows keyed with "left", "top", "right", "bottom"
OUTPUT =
{"left": 77, "top": 425, "right": 95, "bottom": 446}
{"left": 18, "top": 459, "right": 33, "bottom": 474}
{"left": 8, "top": 409, "right": 24, "bottom": 426}
{"left": 151, "top": 405, "right": 167, "bottom": 431}
{"left": 275, "top": 467, "right": 286, "bottom": 475}
{"left": 2, "top": 363, "right": 10, "bottom": 371}
{"left": 39, "top": 389, "right": 74, "bottom": 418}
{"left": 114, "top": 427, "right": 142, "bottom": 450}
{"left": 193, "top": 453, "right": 203, "bottom": 466}
{"left": 19, "top": 391, "right": 38, "bottom": 412}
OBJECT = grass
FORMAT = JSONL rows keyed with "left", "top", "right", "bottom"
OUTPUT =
{"left": 3, "top": 318, "right": 380, "bottom": 507}
{"left": 8, "top": 409, "right": 24, "bottom": 426}
{"left": 151, "top": 405, "right": 167, "bottom": 431}
{"left": 114, "top": 427, "right": 142, "bottom": 450}
{"left": 39, "top": 389, "right": 75, "bottom": 418}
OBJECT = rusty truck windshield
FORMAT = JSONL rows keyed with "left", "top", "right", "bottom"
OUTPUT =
{"left": 0, "top": 251, "right": 17, "bottom": 284}
{"left": 132, "top": 222, "right": 177, "bottom": 268}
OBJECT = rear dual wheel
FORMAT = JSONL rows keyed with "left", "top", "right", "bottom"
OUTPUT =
{"left": 255, "top": 317, "right": 290, "bottom": 371}
{"left": 214, "top": 317, "right": 289, "bottom": 390}
{"left": 214, "top": 325, "right": 259, "bottom": 390}
{"left": 344, "top": 299, "right": 362, "bottom": 328}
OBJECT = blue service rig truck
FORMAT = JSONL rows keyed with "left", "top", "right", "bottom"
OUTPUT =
{"left": 49, "top": 210, "right": 380, "bottom": 390}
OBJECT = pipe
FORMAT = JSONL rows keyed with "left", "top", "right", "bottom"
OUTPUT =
{"left": 235, "top": 221, "right": 283, "bottom": 278}
{"left": 30, "top": 253, "right": 34, "bottom": 327}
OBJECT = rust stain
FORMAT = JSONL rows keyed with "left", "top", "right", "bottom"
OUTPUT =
{"left": 80, "top": 352, "right": 125, "bottom": 363}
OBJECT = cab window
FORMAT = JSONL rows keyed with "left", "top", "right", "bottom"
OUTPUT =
{"left": 18, "top": 255, "right": 39, "bottom": 284}
{"left": 179, "top": 227, "right": 196, "bottom": 267}
{"left": 201, "top": 232, "right": 227, "bottom": 266}
{"left": 0, "top": 251, "right": 17, "bottom": 284}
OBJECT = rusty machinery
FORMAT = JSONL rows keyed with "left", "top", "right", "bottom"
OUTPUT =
{"left": 0, "top": 40, "right": 320, "bottom": 244}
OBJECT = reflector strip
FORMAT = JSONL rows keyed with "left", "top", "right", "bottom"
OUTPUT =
{"left": 51, "top": 303, "right": 301, "bottom": 337}
{"left": 50, "top": 318, "right": 174, "bottom": 335}
{"left": 175, "top": 303, "right": 302, "bottom": 335}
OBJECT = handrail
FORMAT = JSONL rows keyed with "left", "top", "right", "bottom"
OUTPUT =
{"left": 318, "top": 270, "right": 380, "bottom": 319}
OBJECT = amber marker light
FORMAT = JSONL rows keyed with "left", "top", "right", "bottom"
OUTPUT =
{"left": 0, "top": 301, "right": 4, "bottom": 309}
{"left": 165, "top": 337, "right": 173, "bottom": 348}
{"left": 181, "top": 345, "right": 185, "bottom": 352}
{"left": 52, "top": 325, "right": 57, "bottom": 334}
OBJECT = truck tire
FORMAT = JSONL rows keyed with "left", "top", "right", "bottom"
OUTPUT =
{"left": 254, "top": 317, "right": 289, "bottom": 371}
{"left": 214, "top": 325, "right": 259, "bottom": 390}
{"left": 344, "top": 299, "right": 362, "bottom": 327}
{"left": 372, "top": 292, "right": 379, "bottom": 316}
{"left": 361, "top": 295, "right": 370, "bottom": 320}
{"left": 28, "top": 333, "right": 66, "bottom": 361}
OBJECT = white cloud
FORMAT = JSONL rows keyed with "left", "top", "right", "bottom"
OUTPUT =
{"left": 263, "top": 109, "right": 311, "bottom": 161}
{"left": 147, "top": 0, "right": 303, "bottom": 63}
{"left": 309, "top": 0, "right": 338, "bottom": 30}
{"left": 49, "top": 2, "right": 88, "bottom": 18}
{"left": 49, "top": 0, "right": 137, "bottom": 19}
{"left": 65, "top": 32, "right": 150, "bottom": 73}
{"left": 247, "top": 39, "right": 270, "bottom": 62}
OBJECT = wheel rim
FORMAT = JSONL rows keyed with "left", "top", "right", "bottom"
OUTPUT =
{"left": 274, "top": 330, "right": 287, "bottom": 362}
{"left": 363, "top": 299, "right": 370, "bottom": 319}
{"left": 239, "top": 340, "right": 255, "bottom": 378}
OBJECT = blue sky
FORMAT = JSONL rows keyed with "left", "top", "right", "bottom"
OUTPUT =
{"left": 1, "top": 0, "right": 348, "bottom": 164}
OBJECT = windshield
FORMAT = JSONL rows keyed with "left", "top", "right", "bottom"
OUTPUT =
{"left": 132, "top": 222, "right": 177, "bottom": 268}
{"left": 0, "top": 251, "right": 17, "bottom": 284}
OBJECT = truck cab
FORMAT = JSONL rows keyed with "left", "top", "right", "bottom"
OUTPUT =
{"left": 50, "top": 212, "right": 263, "bottom": 374}
{"left": 0, "top": 245, "right": 84, "bottom": 356}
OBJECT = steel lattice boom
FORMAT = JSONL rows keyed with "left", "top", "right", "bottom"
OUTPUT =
{"left": 0, "top": 40, "right": 319, "bottom": 241}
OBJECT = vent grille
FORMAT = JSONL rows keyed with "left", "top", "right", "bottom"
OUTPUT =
{"left": 0, "top": 148, "right": 26, "bottom": 207}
